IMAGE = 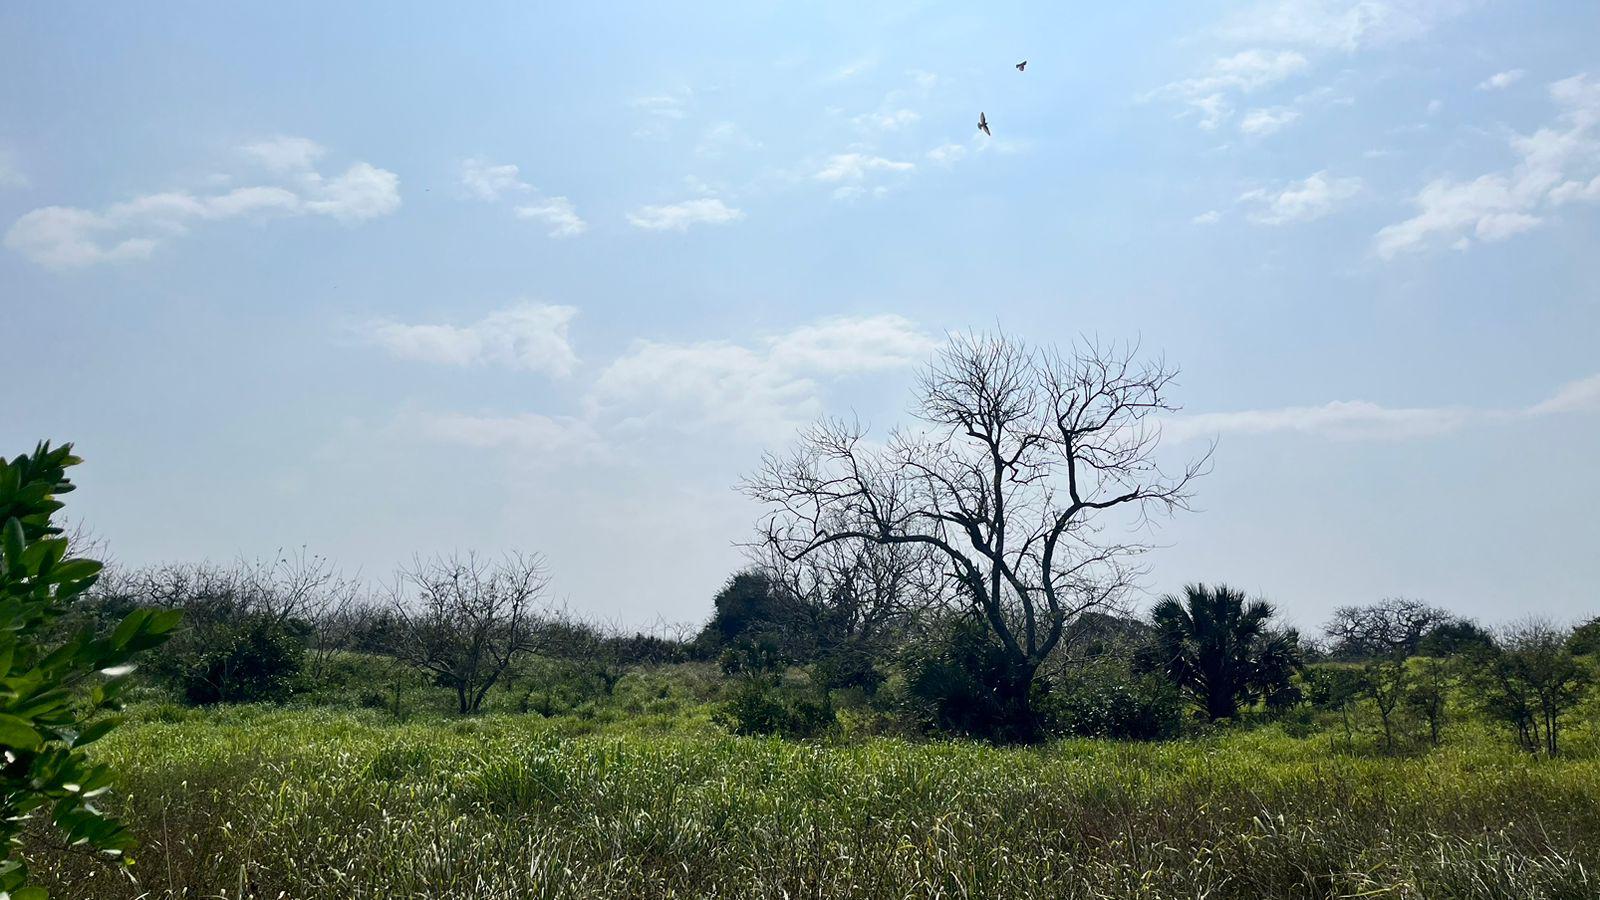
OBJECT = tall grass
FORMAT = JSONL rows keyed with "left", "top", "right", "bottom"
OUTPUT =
{"left": 29, "top": 705, "right": 1600, "bottom": 899}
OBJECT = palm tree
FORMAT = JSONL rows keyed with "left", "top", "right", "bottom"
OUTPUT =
{"left": 1141, "top": 583, "right": 1301, "bottom": 720}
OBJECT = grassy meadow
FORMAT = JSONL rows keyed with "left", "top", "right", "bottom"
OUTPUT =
{"left": 30, "top": 694, "right": 1600, "bottom": 900}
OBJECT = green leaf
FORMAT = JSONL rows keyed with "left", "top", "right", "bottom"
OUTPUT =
{"left": 1, "top": 517, "right": 23, "bottom": 566}
{"left": 50, "top": 558, "right": 102, "bottom": 583}
{"left": 13, "top": 886, "right": 50, "bottom": 900}
{"left": 72, "top": 717, "right": 120, "bottom": 747}
{"left": 146, "top": 609, "right": 183, "bottom": 635}
{"left": 0, "top": 712, "right": 42, "bottom": 750}
{"left": 108, "top": 610, "right": 150, "bottom": 649}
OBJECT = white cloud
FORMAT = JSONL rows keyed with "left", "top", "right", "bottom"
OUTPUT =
{"left": 631, "top": 90, "right": 692, "bottom": 140}
{"left": 1190, "top": 49, "right": 1310, "bottom": 94}
{"left": 1239, "top": 170, "right": 1363, "bottom": 224}
{"left": 205, "top": 186, "right": 302, "bottom": 217}
{"left": 626, "top": 198, "right": 744, "bottom": 231}
{"left": 1158, "top": 1, "right": 1474, "bottom": 129}
{"left": 1528, "top": 373, "right": 1600, "bottom": 415}
{"left": 1240, "top": 106, "right": 1302, "bottom": 135}
{"left": 853, "top": 109, "right": 922, "bottom": 131}
{"left": 695, "top": 121, "right": 763, "bottom": 158}
{"left": 3, "top": 208, "right": 158, "bottom": 267}
{"left": 1376, "top": 73, "right": 1600, "bottom": 257}
{"left": 241, "top": 135, "right": 326, "bottom": 173}
{"left": 926, "top": 143, "right": 969, "bottom": 166}
{"left": 5, "top": 137, "right": 398, "bottom": 267}
{"left": 515, "top": 197, "right": 587, "bottom": 238}
{"left": 813, "top": 153, "right": 916, "bottom": 183}
{"left": 1477, "top": 69, "right": 1526, "bottom": 91}
{"left": 766, "top": 314, "right": 938, "bottom": 373}
{"left": 460, "top": 158, "right": 532, "bottom": 201}
{"left": 1216, "top": 0, "right": 1478, "bottom": 52}
{"left": 1152, "top": 50, "right": 1309, "bottom": 128}
{"left": 1168, "top": 401, "right": 1476, "bottom": 442}
{"left": 301, "top": 162, "right": 401, "bottom": 222}
{"left": 460, "top": 158, "right": 587, "bottom": 237}
{"left": 364, "top": 303, "right": 579, "bottom": 376}
{"left": 829, "top": 57, "right": 878, "bottom": 82}
{"left": 632, "top": 93, "right": 688, "bottom": 120}
{"left": 1168, "top": 369, "right": 1600, "bottom": 442}
{"left": 1192, "top": 210, "right": 1223, "bottom": 225}
{"left": 593, "top": 315, "right": 935, "bottom": 440}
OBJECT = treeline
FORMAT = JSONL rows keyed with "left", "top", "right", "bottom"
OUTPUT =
{"left": 67, "top": 545, "right": 1598, "bottom": 754}
{"left": 72, "top": 551, "right": 692, "bottom": 715}
{"left": 694, "top": 567, "right": 1598, "bottom": 753}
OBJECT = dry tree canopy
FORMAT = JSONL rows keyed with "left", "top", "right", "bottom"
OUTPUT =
{"left": 742, "top": 332, "right": 1211, "bottom": 680}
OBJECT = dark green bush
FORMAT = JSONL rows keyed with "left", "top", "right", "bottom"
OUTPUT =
{"left": 713, "top": 675, "right": 836, "bottom": 739}
{"left": 158, "top": 612, "right": 306, "bottom": 705}
{"left": 1048, "top": 660, "right": 1184, "bottom": 740}
{"left": 899, "top": 616, "right": 1042, "bottom": 742}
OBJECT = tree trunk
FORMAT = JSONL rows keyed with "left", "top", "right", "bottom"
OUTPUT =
{"left": 1207, "top": 683, "right": 1237, "bottom": 721}
{"left": 998, "top": 656, "right": 1043, "bottom": 743}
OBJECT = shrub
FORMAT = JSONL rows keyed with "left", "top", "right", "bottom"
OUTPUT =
{"left": 1048, "top": 660, "right": 1184, "bottom": 740}
{"left": 713, "top": 675, "right": 836, "bottom": 739}
{"left": 899, "top": 616, "right": 1041, "bottom": 742}
{"left": 159, "top": 612, "right": 306, "bottom": 704}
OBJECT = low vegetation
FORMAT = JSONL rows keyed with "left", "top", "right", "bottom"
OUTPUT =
{"left": 26, "top": 702, "right": 1600, "bottom": 899}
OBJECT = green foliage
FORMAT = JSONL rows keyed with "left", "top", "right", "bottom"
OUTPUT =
{"left": 1569, "top": 616, "right": 1600, "bottom": 657}
{"left": 1047, "top": 658, "right": 1184, "bottom": 740}
{"left": 162, "top": 612, "right": 305, "bottom": 705}
{"left": 1404, "top": 656, "right": 1452, "bottom": 746}
{"left": 697, "top": 569, "right": 808, "bottom": 658}
{"left": 1139, "top": 584, "right": 1302, "bottom": 720}
{"left": 899, "top": 616, "right": 1040, "bottom": 742}
{"left": 0, "top": 442, "right": 178, "bottom": 896}
{"left": 1417, "top": 619, "right": 1496, "bottom": 658}
{"left": 713, "top": 674, "right": 836, "bottom": 739}
{"left": 1465, "top": 622, "right": 1590, "bottom": 756}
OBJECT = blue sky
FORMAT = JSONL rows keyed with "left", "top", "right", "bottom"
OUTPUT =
{"left": 3, "top": 1, "right": 1597, "bottom": 631}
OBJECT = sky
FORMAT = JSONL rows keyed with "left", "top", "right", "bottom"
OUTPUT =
{"left": 2, "top": 1, "right": 1597, "bottom": 634}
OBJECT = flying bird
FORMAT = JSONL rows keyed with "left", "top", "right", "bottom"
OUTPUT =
{"left": 1016, "top": 60, "right": 1027, "bottom": 71}
{"left": 977, "top": 112, "right": 990, "bottom": 136}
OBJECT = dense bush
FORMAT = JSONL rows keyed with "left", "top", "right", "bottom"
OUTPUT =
{"left": 899, "top": 616, "right": 1042, "bottom": 742}
{"left": 713, "top": 674, "right": 836, "bottom": 739}
{"left": 697, "top": 570, "right": 812, "bottom": 656}
{"left": 1048, "top": 659, "right": 1184, "bottom": 740}
{"left": 1417, "top": 618, "right": 1496, "bottom": 657}
{"left": 159, "top": 612, "right": 306, "bottom": 704}
{"left": 1569, "top": 616, "right": 1600, "bottom": 657}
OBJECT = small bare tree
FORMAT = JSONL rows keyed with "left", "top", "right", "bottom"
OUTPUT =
{"left": 759, "top": 537, "right": 946, "bottom": 648}
{"left": 743, "top": 333, "right": 1207, "bottom": 737}
{"left": 390, "top": 551, "right": 552, "bottom": 714}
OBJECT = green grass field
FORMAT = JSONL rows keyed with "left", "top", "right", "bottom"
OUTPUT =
{"left": 30, "top": 703, "right": 1600, "bottom": 900}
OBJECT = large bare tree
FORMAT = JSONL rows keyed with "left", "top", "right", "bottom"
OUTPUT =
{"left": 390, "top": 551, "right": 552, "bottom": 714}
{"left": 1323, "top": 597, "right": 1452, "bottom": 660}
{"left": 742, "top": 333, "right": 1207, "bottom": 734}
